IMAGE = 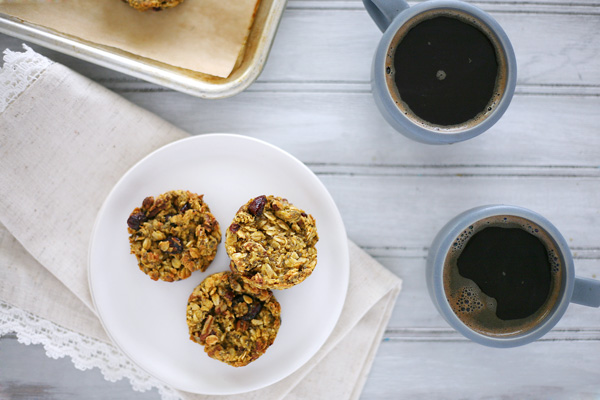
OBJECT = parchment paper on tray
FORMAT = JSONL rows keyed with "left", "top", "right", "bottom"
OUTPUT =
{"left": 0, "top": 0, "right": 261, "bottom": 78}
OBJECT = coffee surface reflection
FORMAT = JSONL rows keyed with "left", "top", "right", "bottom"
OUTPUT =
{"left": 443, "top": 215, "right": 564, "bottom": 337}
{"left": 386, "top": 9, "right": 508, "bottom": 131}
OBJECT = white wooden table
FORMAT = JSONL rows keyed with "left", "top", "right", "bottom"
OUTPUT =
{"left": 1, "top": 1, "right": 600, "bottom": 398}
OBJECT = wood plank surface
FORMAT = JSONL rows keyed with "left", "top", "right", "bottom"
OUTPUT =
{"left": 362, "top": 339, "right": 600, "bottom": 399}
{"left": 1, "top": 0, "right": 599, "bottom": 398}
{"left": 0, "top": 335, "right": 160, "bottom": 399}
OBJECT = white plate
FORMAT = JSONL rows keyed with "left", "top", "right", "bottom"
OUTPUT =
{"left": 88, "top": 134, "right": 349, "bottom": 395}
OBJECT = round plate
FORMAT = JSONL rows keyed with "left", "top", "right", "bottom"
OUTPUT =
{"left": 88, "top": 134, "right": 349, "bottom": 395}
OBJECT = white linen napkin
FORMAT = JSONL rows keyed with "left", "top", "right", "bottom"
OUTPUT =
{"left": 0, "top": 45, "right": 402, "bottom": 400}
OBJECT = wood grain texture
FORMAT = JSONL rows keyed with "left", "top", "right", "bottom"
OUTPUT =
{"left": 1, "top": 0, "right": 599, "bottom": 398}
{"left": 0, "top": 334, "right": 160, "bottom": 400}
{"left": 362, "top": 339, "right": 600, "bottom": 399}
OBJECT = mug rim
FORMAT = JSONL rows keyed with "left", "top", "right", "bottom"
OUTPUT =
{"left": 372, "top": 0, "right": 518, "bottom": 144}
{"left": 427, "top": 205, "right": 575, "bottom": 347}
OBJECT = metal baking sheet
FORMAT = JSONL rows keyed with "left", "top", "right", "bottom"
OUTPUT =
{"left": 0, "top": 0, "right": 287, "bottom": 99}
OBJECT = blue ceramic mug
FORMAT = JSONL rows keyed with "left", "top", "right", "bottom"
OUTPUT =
{"left": 427, "top": 205, "right": 600, "bottom": 347}
{"left": 363, "top": 0, "right": 517, "bottom": 144}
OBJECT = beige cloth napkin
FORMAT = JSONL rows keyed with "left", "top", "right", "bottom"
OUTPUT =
{"left": 0, "top": 46, "right": 402, "bottom": 399}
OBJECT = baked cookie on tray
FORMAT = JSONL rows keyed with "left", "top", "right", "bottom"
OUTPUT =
{"left": 186, "top": 271, "right": 281, "bottom": 367}
{"left": 225, "top": 195, "right": 318, "bottom": 290}
{"left": 122, "top": 0, "right": 184, "bottom": 11}
{"left": 127, "top": 190, "right": 221, "bottom": 282}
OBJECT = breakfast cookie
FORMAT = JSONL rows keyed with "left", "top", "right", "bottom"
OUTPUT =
{"left": 127, "top": 190, "right": 221, "bottom": 282}
{"left": 186, "top": 271, "right": 281, "bottom": 367}
{"left": 225, "top": 195, "right": 318, "bottom": 290}
{"left": 122, "top": 0, "right": 184, "bottom": 11}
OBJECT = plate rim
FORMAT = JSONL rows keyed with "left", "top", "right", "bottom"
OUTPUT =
{"left": 87, "top": 133, "right": 349, "bottom": 395}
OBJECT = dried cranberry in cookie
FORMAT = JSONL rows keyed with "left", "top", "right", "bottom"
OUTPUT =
{"left": 186, "top": 272, "right": 281, "bottom": 367}
{"left": 127, "top": 190, "right": 221, "bottom": 282}
{"left": 225, "top": 195, "right": 318, "bottom": 290}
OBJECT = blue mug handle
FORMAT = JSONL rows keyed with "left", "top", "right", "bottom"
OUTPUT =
{"left": 572, "top": 277, "right": 600, "bottom": 307}
{"left": 362, "top": 0, "right": 410, "bottom": 32}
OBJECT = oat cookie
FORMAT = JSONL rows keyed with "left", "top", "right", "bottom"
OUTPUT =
{"left": 186, "top": 272, "right": 281, "bottom": 367}
{"left": 225, "top": 195, "right": 318, "bottom": 290}
{"left": 122, "top": 0, "right": 184, "bottom": 11}
{"left": 127, "top": 190, "right": 221, "bottom": 282}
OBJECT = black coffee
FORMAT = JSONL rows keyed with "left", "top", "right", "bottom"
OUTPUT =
{"left": 457, "top": 227, "right": 550, "bottom": 320}
{"left": 386, "top": 10, "right": 506, "bottom": 128}
{"left": 443, "top": 215, "right": 563, "bottom": 337}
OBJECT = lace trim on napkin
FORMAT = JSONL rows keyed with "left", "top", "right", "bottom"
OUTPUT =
{"left": 0, "top": 300, "right": 182, "bottom": 400}
{"left": 0, "top": 44, "right": 53, "bottom": 114}
{"left": 0, "top": 44, "right": 180, "bottom": 399}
